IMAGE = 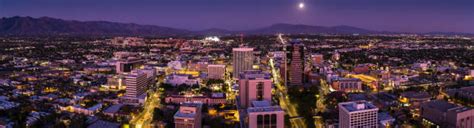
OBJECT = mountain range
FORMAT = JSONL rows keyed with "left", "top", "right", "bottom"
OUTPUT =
{"left": 0, "top": 16, "right": 470, "bottom": 36}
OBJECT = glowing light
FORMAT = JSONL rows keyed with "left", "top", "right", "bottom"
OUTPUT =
{"left": 298, "top": 2, "right": 305, "bottom": 9}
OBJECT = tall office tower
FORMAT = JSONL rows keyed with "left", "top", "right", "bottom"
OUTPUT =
{"left": 287, "top": 42, "right": 305, "bottom": 86}
{"left": 238, "top": 70, "right": 272, "bottom": 108}
{"left": 311, "top": 53, "right": 324, "bottom": 65}
{"left": 174, "top": 102, "right": 203, "bottom": 128}
{"left": 124, "top": 70, "right": 148, "bottom": 98}
{"left": 339, "top": 100, "right": 379, "bottom": 128}
{"left": 207, "top": 64, "right": 226, "bottom": 80}
{"left": 421, "top": 100, "right": 474, "bottom": 128}
{"left": 232, "top": 48, "right": 254, "bottom": 79}
{"left": 247, "top": 101, "right": 285, "bottom": 128}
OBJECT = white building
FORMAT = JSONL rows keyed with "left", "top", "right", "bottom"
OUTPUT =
{"left": 339, "top": 100, "right": 379, "bottom": 128}
{"left": 165, "top": 74, "right": 199, "bottom": 86}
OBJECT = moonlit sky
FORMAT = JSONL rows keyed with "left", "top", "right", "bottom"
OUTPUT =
{"left": 1, "top": 0, "right": 473, "bottom": 33}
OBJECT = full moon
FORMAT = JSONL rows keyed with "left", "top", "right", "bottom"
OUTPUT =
{"left": 298, "top": 2, "right": 305, "bottom": 9}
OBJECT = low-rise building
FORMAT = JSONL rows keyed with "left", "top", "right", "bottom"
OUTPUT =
{"left": 331, "top": 78, "right": 362, "bottom": 92}
{"left": 207, "top": 64, "right": 226, "bottom": 80}
{"left": 165, "top": 93, "right": 226, "bottom": 105}
{"left": 165, "top": 74, "right": 199, "bottom": 86}
{"left": 421, "top": 100, "right": 474, "bottom": 128}
{"left": 399, "top": 91, "right": 431, "bottom": 108}
{"left": 174, "top": 102, "right": 203, "bottom": 128}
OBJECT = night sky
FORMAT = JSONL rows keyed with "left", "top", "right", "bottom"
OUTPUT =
{"left": 1, "top": 0, "right": 473, "bottom": 33}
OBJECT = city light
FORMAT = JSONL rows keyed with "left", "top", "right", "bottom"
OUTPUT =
{"left": 0, "top": 1, "right": 471, "bottom": 128}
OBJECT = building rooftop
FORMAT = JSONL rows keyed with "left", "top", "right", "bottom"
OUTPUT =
{"left": 175, "top": 111, "right": 197, "bottom": 118}
{"left": 87, "top": 120, "right": 120, "bottom": 128}
{"left": 339, "top": 100, "right": 378, "bottom": 112}
{"left": 401, "top": 91, "right": 431, "bottom": 99}
{"left": 251, "top": 100, "right": 272, "bottom": 108}
{"left": 232, "top": 48, "right": 254, "bottom": 51}
{"left": 422, "top": 100, "right": 469, "bottom": 113}
{"left": 247, "top": 100, "right": 283, "bottom": 113}
{"left": 103, "top": 104, "right": 124, "bottom": 113}
{"left": 174, "top": 102, "right": 202, "bottom": 118}
{"left": 239, "top": 70, "right": 271, "bottom": 80}
{"left": 247, "top": 106, "right": 283, "bottom": 113}
{"left": 378, "top": 112, "right": 395, "bottom": 121}
{"left": 333, "top": 77, "right": 361, "bottom": 82}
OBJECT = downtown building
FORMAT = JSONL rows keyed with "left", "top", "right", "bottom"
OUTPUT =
{"left": 207, "top": 64, "right": 226, "bottom": 80}
{"left": 238, "top": 70, "right": 285, "bottom": 128}
{"left": 121, "top": 69, "right": 155, "bottom": 105}
{"left": 238, "top": 70, "right": 272, "bottom": 108}
{"left": 421, "top": 100, "right": 474, "bottom": 128}
{"left": 331, "top": 78, "right": 363, "bottom": 92}
{"left": 287, "top": 42, "right": 305, "bottom": 86}
{"left": 174, "top": 102, "right": 203, "bottom": 128}
{"left": 247, "top": 101, "right": 285, "bottom": 128}
{"left": 339, "top": 100, "right": 379, "bottom": 128}
{"left": 232, "top": 48, "right": 254, "bottom": 79}
{"left": 115, "top": 58, "right": 144, "bottom": 73}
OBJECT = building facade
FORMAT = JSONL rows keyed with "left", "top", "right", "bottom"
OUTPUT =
{"left": 338, "top": 100, "right": 379, "bottom": 128}
{"left": 287, "top": 42, "right": 304, "bottom": 86}
{"left": 421, "top": 100, "right": 474, "bottom": 128}
{"left": 331, "top": 78, "right": 363, "bottom": 92}
{"left": 174, "top": 102, "right": 203, "bottom": 128}
{"left": 207, "top": 64, "right": 226, "bottom": 80}
{"left": 247, "top": 101, "right": 285, "bottom": 128}
{"left": 238, "top": 70, "right": 272, "bottom": 108}
{"left": 232, "top": 48, "right": 254, "bottom": 79}
{"left": 124, "top": 70, "right": 148, "bottom": 98}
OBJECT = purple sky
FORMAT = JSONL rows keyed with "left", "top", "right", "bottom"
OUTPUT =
{"left": 1, "top": 0, "right": 473, "bottom": 33}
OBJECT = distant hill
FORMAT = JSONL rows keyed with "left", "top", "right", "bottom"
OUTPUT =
{"left": 0, "top": 16, "right": 471, "bottom": 36}
{"left": 0, "top": 16, "right": 193, "bottom": 36}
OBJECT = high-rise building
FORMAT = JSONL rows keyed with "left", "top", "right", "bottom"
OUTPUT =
{"left": 421, "top": 100, "right": 474, "bottom": 128}
{"left": 124, "top": 70, "right": 148, "bottom": 98}
{"left": 238, "top": 70, "right": 272, "bottom": 108}
{"left": 339, "top": 100, "right": 379, "bottom": 128}
{"left": 174, "top": 102, "right": 203, "bottom": 128}
{"left": 247, "top": 100, "right": 285, "bottom": 128}
{"left": 232, "top": 48, "right": 254, "bottom": 79}
{"left": 207, "top": 64, "right": 226, "bottom": 80}
{"left": 287, "top": 42, "right": 304, "bottom": 86}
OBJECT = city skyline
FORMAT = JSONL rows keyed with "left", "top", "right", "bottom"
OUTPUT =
{"left": 1, "top": 0, "right": 473, "bottom": 33}
{"left": 0, "top": 1, "right": 473, "bottom": 128}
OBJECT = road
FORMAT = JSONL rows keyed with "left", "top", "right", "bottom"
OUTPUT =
{"left": 130, "top": 83, "right": 163, "bottom": 128}
{"left": 316, "top": 80, "right": 329, "bottom": 113}
{"left": 269, "top": 58, "right": 306, "bottom": 128}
